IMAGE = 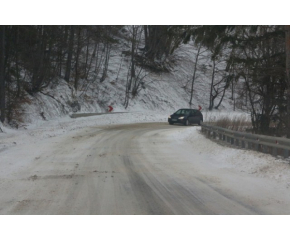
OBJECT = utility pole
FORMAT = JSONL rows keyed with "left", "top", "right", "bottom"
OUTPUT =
{"left": 0, "top": 26, "right": 5, "bottom": 123}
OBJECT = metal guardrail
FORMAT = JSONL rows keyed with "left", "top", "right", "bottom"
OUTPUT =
{"left": 70, "top": 112, "right": 128, "bottom": 118}
{"left": 201, "top": 123, "right": 290, "bottom": 159}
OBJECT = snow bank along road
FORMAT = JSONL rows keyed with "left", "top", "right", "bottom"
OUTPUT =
{"left": 1, "top": 122, "right": 290, "bottom": 214}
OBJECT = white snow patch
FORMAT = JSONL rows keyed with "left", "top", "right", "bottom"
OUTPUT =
{"left": 167, "top": 126, "right": 290, "bottom": 186}
{"left": 0, "top": 111, "right": 166, "bottom": 152}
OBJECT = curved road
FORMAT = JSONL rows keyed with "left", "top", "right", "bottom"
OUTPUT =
{"left": 0, "top": 122, "right": 289, "bottom": 214}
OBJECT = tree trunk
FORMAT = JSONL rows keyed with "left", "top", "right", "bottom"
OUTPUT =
{"left": 65, "top": 26, "right": 75, "bottom": 83}
{"left": 129, "top": 26, "right": 137, "bottom": 87}
{"left": 144, "top": 25, "right": 149, "bottom": 51}
{"left": 84, "top": 35, "right": 90, "bottom": 79}
{"left": 100, "top": 43, "right": 111, "bottom": 83}
{"left": 85, "top": 42, "right": 97, "bottom": 80}
{"left": 189, "top": 44, "right": 201, "bottom": 107}
{"left": 0, "top": 26, "right": 5, "bottom": 123}
{"left": 74, "top": 26, "right": 81, "bottom": 90}
{"left": 31, "top": 26, "right": 46, "bottom": 93}
{"left": 15, "top": 26, "right": 20, "bottom": 97}
{"left": 244, "top": 75, "right": 258, "bottom": 133}
{"left": 209, "top": 59, "right": 216, "bottom": 110}
{"left": 215, "top": 86, "right": 226, "bottom": 109}
{"left": 58, "top": 26, "right": 68, "bottom": 77}
{"left": 286, "top": 25, "right": 290, "bottom": 138}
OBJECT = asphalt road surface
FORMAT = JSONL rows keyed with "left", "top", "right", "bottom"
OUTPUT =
{"left": 1, "top": 122, "right": 289, "bottom": 214}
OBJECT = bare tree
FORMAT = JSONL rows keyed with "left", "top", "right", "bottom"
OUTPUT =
{"left": 115, "top": 53, "right": 124, "bottom": 82}
{"left": 286, "top": 25, "right": 290, "bottom": 137}
{"left": 64, "top": 26, "right": 75, "bottom": 83}
{"left": 100, "top": 42, "right": 111, "bottom": 83}
{"left": 124, "top": 26, "right": 147, "bottom": 109}
{"left": 208, "top": 52, "right": 232, "bottom": 110}
{"left": 208, "top": 57, "right": 216, "bottom": 110}
{"left": 79, "top": 42, "right": 106, "bottom": 97}
{"left": 0, "top": 26, "right": 5, "bottom": 123}
{"left": 74, "top": 26, "right": 82, "bottom": 90}
{"left": 189, "top": 43, "right": 203, "bottom": 107}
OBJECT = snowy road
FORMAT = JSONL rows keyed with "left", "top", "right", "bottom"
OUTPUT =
{"left": 1, "top": 122, "right": 290, "bottom": 214}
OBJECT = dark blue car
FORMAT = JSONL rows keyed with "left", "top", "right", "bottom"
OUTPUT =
{"left": 168, "top": 109, "right": 203, "bottom": 126}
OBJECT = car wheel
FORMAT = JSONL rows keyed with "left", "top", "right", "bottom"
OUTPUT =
{"left": 198, "top": 119, "right": 203, "bottom": 125}
{"left": 169, "top": 121, "right": 173, "bottom": 125}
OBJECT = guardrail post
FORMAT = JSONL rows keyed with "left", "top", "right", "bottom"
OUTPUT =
{"left": 265, "top": 145, "right": 269, "bottom": 154}
{"left": 284, "top": 149, "right": 289, "bottom": 158}
{"left": 207, "top": 129, "right": 211, "bottom": 138}
{"left": 241, "top": 139, "right": 245, "bottom": 148}
{"left": 219, "top": 133, "right": 222, "bottom": 140}
{"left": 213, "top": 131, "right": 216, "bottom": 139}
{"left": 272, "top": 147, "right": 277, "bottom": 157}
{"left": 235, "top": 139, "right": 239, "bottom": 147}
{"left": 255, "top": 139, "right": 259, "bottom": 151}
{"left": 223, "top": 134, "right": 225, "bottom": 141}
{"left": 261, "top": 145, "right": 266, "bottom": 153}
{"left": 231, "top": 137, "right": 234, "bottom": 145}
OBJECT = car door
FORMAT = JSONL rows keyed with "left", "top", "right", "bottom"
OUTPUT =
{"left": 188, "top": 110, "right": 195, "bottom": 124}
{"left": 192, "top": 110, "right": 200, "bottom": 124}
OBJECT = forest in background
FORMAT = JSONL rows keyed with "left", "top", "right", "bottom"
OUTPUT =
{"left": 1, "top": 25, "right": 290, "bottom": 137}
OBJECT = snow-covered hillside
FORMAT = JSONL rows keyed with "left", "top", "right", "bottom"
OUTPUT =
{"left": 13, "top": 41, "right": 235, "bottom": 127}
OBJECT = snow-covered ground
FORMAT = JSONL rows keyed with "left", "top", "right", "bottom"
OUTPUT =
{"left": 1, "top": 111, "right": 289, "bottom": 189}
{"left": 169, "top": 126, "right": 290, "bottom": 186}
{"left": 0, "top": 111, "right": 166, "bottom": 152}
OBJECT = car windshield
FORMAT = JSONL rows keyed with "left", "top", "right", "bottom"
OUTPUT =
{"left": 174, "top": 109, "right": 191, "bottom": 115}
